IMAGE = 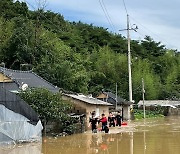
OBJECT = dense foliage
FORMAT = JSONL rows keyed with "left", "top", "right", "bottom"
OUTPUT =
{"left": 19, "top": 88, "right": 72, "bottom": 121}
{"left": 1, "top": 0, "right": 180, "bottom": 102}
{"left": 134, "top": 107, "right": 165, "bottom": 120}
{"left": 19, "top": 88, "right": 79, "bottom": 134}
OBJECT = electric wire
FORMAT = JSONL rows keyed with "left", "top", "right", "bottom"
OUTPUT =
{"left": 101, "top": 0, "right": 116, "bottom": 31}
{"left": 98, "top": 0, "right": 115, "bottom": 32}
{"left": 122, "top": 0, "right": 128, "bottom": 15}
{"left": 129, "top": 16, "right": 179, "bottom": 50}
{"left": 121, "top": 0, "right": 177, "bottom": 50}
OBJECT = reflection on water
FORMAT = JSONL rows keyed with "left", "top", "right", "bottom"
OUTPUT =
{"left": 1, "top": 116, "right": 180, "bottom": 154}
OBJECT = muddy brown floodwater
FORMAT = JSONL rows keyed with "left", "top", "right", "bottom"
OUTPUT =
{"left": 1, "top": 116, "right": 180, "bottom": 154}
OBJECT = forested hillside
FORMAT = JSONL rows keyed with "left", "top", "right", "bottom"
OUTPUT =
{"left": 0, "top": 0, "right": 179, "bottom": 102}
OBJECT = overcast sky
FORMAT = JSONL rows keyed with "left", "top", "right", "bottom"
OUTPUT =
{"left": 20, "top": 0, "right": 180, "bottom": 51}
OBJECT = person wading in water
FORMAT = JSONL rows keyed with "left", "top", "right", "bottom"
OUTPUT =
{"left": 115, "top": 111, "right": 122, "bottom": 127}
{"left": 89, "top": 111, "right": 98, "bottom": 133}
{"left": 100, "top": 113, "right": 109, "bottom": 133}
{"left": 108, "top": 112, "right": 116, "bottom": 127}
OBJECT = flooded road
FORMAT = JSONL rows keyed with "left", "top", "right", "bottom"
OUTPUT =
{"left": 1, "top": 116, "right": 180, "bottom": 154}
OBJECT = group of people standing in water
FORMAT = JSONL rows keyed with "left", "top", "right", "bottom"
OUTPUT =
{"left": 89, "top": 111, "right": 122, "bottom": 133}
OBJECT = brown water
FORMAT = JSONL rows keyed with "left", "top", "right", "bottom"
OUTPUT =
{"left": 1, "top": 116, "right": 180, "bottom": 154}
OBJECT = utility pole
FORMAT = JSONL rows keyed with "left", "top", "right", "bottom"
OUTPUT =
{"left": 119, "top": 14, "right": 138, "bottom": 119}
{"left": 127, "top": 14, "right": 133, "bottom": 104}
{"left": 142, "top": 78, "right": 145, "bottom": 118}
{"left": 120, "top": 15, "right": 138, "bottom": 103}
{"left": 116, "top": 82, "right": 118, "bottom": 110}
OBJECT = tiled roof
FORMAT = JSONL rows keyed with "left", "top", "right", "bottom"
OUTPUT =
{"left": 0, "top": 67, "right": 59, "bottom": 93}
{"left": 98, "top": 91, "right": 132, "bottom": 105}
{"left": 104, "top": 92, "right": 126, "bottom": 103}
{"left": 64, "top": 93, "right": 112, "bottom": 106}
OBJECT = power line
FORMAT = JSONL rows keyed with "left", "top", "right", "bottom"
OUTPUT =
{"left": 101, "top": 0, "right": 116, "bottom": 31}
{"left": 122, "top": 0, "right": 128, "bottom": 15}
{"left": 98, "top": 0, "right": 115, "bottom": 31}
{"left": 121, "top": 0, "right": 178, "bottom": 50}
{"left": 129, "top": 16, "right": 179, "bottom": 50}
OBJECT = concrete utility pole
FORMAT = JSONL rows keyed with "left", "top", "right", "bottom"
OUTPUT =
{"left": 116, "top": 82, "right": 118, "bottom": 110}
{"left": 127, "top": 14, "right": 133, "bottom": 104}
{"left": 120, "top": 14, "right": 138, "bottom": 119}
{"left": 120, "top": 15, "right": 138, "bottom": 103}
{"left": 142, "top": 78, "right": 146, "bottom": 118}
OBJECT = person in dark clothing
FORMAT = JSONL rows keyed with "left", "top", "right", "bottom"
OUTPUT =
{"left": 89, "top": 112, "right": 98, "bottom": 133}
{"left": 108, "top": 112, "right": 115, "bottom": 127}
{"left": 100, "top": 113, "right": 108, "bottom": 133}
{"left": 115, "top": 111, "right": 122, "bottom": 127}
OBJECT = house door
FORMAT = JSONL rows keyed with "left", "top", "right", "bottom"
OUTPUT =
{"left": 96, "top": 108, "right": 100, "bottom": 117}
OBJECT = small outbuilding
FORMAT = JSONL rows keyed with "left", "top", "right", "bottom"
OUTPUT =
{"left": 138, "top": 100, "right": 180, "bottom": 108}
{"left": 62, "top": 93, "right": 112, "bottom": 127}
{"left": 97, "top": 91, "right": 133, "bottom": 120}
{"left": 138, "top": 100, "right": 180, "bottom": 116}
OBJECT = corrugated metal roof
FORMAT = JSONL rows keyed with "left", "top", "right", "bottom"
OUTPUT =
{"left": 138, "top": 100, "right": 180, "bottom": 107}
{"left": 64, "top": 93, "right": 112, "bottom": 106}
{"left": 0, "top": 67, "right": 59, "bottom": 93}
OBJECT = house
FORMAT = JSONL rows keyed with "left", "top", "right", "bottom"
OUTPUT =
{"left": 0, "top": 67, "right": 59, "bottom": 93}
{"left": 62, "top": 93, "right": 112, "bottom": 127}
{"left": 97, "top": 91, "right": 133, "bottom": 120}
{"left": 138, "top": 100, "right": 180, "bottom": 108}
{"left": 0, "top": 67, "right": 111, "bottom": 131}
{"left": 138, "top": 100, "right": 180, "bottom": 116}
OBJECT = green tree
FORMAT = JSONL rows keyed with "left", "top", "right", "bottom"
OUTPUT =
{"left": 90, "top": 46, "right": 129, "bottom": 98}
{"left": 19, "top": 88, "right": 72, "bottom": 123}
{"left": 0, "top": 0, "right": 179, "bottom": 102}
{"left": 157, "top": 51, "right": 180, "bottom": 99}
{"left": 0, "top": 0, "right": 28, "bottom": 19}
{"left": 3, "top": 17, "right": 35, "bottom": 69}
{"left": 0, "top": 17, "right": 14, "bottom": 61}
{"left": 36, "top": 30, "right": 90, "bottom": 93}
{"left": 141, "top": 36, "right": 166, "bottom": 58}
{"left": 132, "top": 58, "right": 161, "bottom": 102}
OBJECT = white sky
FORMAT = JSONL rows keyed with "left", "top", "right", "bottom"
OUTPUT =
{"left": 18, "top": 0, "right": 180, "bottom": 51}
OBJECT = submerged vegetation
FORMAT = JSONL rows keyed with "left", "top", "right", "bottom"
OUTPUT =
{"left": 0, "top": 0, "right": 180, "bottom": 103}
{"left": 134, "top": 107, "right": 165, "bottom": 120}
